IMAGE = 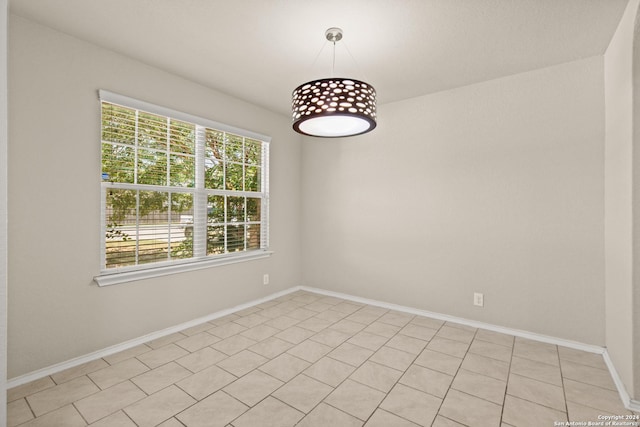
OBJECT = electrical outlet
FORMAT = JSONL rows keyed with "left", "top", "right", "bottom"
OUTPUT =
{"left": 473, "top": 292, "right": 484, "bottom": 307}
{"left": 263, "top": 274, "right": 269, "bottom": 285}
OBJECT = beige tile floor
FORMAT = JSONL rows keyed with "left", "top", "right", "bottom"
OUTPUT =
{"left": 7, "top": 290, "right": 637, "bottom": 427}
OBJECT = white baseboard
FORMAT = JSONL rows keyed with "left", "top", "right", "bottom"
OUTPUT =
{"left": 6, "top": 286, "right": 302, "bottom": 389}
{"left": 602, "top": 350, "right": 635, "bottom": 411}
{"left": 300, "top": 286, "right": 604, "bottom": 354}
{"left": 7, "top": 284, "right": 636, "bottom": 413}
{"left": 300, "top": 286, "right": 640, "bottom": 412}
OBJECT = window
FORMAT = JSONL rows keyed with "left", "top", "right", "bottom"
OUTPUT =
{"left": 97, "top": 91, "right": 270, "bottom": 285}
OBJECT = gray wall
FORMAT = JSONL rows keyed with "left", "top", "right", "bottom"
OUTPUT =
{"left": 633, "top": 0, "right": 640, "bottom": 401}
{"left": 604, "top": 0, "right": 638, "bottom": 400}
{"left": 301, "top": 56, "right": 606, "bottom": 345}
{"left": 8, "top": 15, "right": 303, "bottom": 378}
{"left": 0, "top": 0, "right": 8, "bottom": 420}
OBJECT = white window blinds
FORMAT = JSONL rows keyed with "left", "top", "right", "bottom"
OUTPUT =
{"left": 99, "top": 90, "right": 270, "bottom": 278}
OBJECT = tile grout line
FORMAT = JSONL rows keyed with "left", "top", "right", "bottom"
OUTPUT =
{"left": 433, "top": 325, "right": 479, "bottom": 426}
{"left": 507, "top": 342, "right": 585, "bottom": 418}
{"left": 70, "top": 400, "right": 90, "bottom": 426}
{"left": 498, "top": 331, "right": 515, "bottom": 426}
{"left": 418, "top": 320, "right": 467, "bottom": 427}
{"left": 559, "top": 345, "right": 571, "bottom": 423}
{"left": 22, "top": 396, "right": 36, "bottom": 426}
{"left": 219, "top": 389, "right": 249, "bottom": 427}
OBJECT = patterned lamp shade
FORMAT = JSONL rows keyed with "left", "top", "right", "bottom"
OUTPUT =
{"left": 292, "top": 77, "right": 377, "bottom": 138}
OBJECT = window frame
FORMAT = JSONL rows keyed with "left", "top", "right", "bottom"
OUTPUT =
{"left": 95, "top": 90, "right": 271, "bottom": 286}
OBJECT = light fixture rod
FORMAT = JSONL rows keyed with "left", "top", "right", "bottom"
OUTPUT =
{"left": 332, "top": 41, "right": 336, "bottom": 76}
{"left": 325, "top": 28, "right": 342, "bottom": 77}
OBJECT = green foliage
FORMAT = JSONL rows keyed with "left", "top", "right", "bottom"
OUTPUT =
{"left": 170, "top": 234, "right": 194, "bottom": 259}
{"left": 105, "top": 189, "right": 136, "bottom": 224}
{"left": 169, "top": 226, "right": 230, "bottom": 258}
{"left": 105, "top": 223, "right": 130, "bottom": 241}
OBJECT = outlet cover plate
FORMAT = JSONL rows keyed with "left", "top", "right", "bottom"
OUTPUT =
{"left": 474, "top": 292, "right": 484, "bottom": 307}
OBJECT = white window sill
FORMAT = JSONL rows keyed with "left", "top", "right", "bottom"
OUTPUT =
{"left": 94, "top": 250, "right": 274, "bottom": 287}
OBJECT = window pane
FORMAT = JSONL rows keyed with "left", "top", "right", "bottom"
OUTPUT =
{"left": 138, "top": 111, "right": 167, "bottom": 150}
{"left": 102, "top": 143, "right": 135, "bottom": 183}
{"left": 226, "top": 224, "right": 245, "bottom": 252}
{"left": 169, "top": 192, "right": 194, "bottom": 259}
{"left": 206, "top": 128, "right": 224, "bottom": 159}
{"left": 137, "top": 149, "right": 167, "bottom": 185}
{"left": 137, "top": 191, "right": 169, "bottom": 264}
{"left": 225, "top": 163, "right": 243, "bottom": 191}
{"left": 169, "top": 119, "right": 195, "bottom": 154}
{"left": 247, "top": 224, "right": 261, "bottom": 250}
{"left": 207, "top": 195, "right": 225, "bottom": 223}
{"left": 226, "top": 133, "right": 243, "bottom": 162}
{"left": 227, "top": 196, "right": 245, "bottom": 222}
{"left": 138, "top": 232, "right": 169, "bottom": 265}
{"left": 106, "top": 188, "right": 137, "bottom": 225}
{"left": 205, "top": 129, "right": 224, "bottom": 189}
{"left": 245, "top": 139, "right": 262, "bottom": 165}
{"left": 102, "top": 103, "right": 135, "bottom": 145}
{"left": 246, "top": 197, "right": 261, "bottom": 222}
{"left": 169, "top": 154, "right": 195, "bottom": 187}
{"left": 138, "top": 190, "right": 168, "bottom": 218}
{"left": 171, "top": 192, "right": 193, "bottom": 214}
{"left": 170, "top": 236, "right": 192, "bottom": 259}
{"left": 207, "top": 225, "right": 225, "bottom": 255}
{"left": 204, "top": 157, "right": 224, "bottom": 189}
{"left": 106, "top": 229, "right": 137, "bottom": 268}
{"left": 245, "top": 166, "right": 261, "bottom": 192}
{"left": 105, "top": 188, "right": 137, "bottom": 269}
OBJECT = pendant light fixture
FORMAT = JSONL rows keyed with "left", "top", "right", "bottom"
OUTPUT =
{"left": 292, "top": 28, "right": 377, "bottom": 138}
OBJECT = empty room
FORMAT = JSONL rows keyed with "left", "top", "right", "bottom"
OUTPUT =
{"left": 3, "top": 0, "right": 640, "bottom": 426}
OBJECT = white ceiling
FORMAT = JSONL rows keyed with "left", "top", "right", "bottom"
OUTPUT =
{"left": 9, "top": 0, "right": 629, "bottom": 117}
